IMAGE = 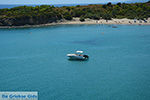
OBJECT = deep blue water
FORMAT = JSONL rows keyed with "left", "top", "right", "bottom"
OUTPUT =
{"left": 0, "top": 4, "right": 88, "bottom": 9}
{"left": 0, "top": 0, "right": 149, "bottom": 9}
{"left": 0, "top": 24, "right": 150, "bottom": 100}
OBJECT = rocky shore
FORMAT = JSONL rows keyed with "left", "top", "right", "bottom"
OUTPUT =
{"left": 0, "top": 18, "right": 150, "bottom": 28}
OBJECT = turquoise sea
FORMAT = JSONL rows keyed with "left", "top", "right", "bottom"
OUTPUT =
{"left": 0, "top": 24, "right": 150, "bottom": 100}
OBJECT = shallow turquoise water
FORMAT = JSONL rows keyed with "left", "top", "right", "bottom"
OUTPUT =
{"left": 0, "top": 24, "right": 150, "bottom": 100}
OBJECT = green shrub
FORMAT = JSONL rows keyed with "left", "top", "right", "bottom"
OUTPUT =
{"left": 64, "top": 14, "right": 72, "bottom": 20}
{"left": 80, "top": 17, "right": 85, "bottom": 22}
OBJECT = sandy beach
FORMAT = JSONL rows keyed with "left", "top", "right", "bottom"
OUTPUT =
{"left": 60, "top": 18, "right": 150, "bottom": 25}
{"left": 0, "top": 17, "right": 150, "bottom": 28}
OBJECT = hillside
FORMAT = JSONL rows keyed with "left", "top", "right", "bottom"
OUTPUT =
{"left": 0, "top": 1, "right": 150, "bottom": 26}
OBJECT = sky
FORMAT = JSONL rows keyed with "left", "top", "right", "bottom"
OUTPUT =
{"left": 0, "top": 0, "right": 149, "bottom": 4}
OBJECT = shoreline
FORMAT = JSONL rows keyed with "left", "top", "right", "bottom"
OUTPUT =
{"left": 0, "top": 18, "right": 150, "bottom": 29}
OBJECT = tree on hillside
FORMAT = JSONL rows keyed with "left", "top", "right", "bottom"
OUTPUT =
{"left": 107, "top": 2, "right": 112, "bottom": 7}
{"left": 63, "top": 12, "right": 72, "bottom": 20}
{"left": 117, "top": 2, "right": 122, "bottom": 7}
{"left": 102, "top": 5, "right": 107, "bottom": 9}
{"left": 102, "top": 13, "right": 112, "bottom": 20}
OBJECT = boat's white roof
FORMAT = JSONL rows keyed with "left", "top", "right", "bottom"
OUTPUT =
{"left": 67, "top": 54, "right": 77, "bottom": 56}
{"left": 76, "top": 51, "right": 83, "bottom": 53}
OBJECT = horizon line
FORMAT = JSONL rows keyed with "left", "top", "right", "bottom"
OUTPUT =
{"left": 0, "top": 1, "right": 147, "bottom": 5}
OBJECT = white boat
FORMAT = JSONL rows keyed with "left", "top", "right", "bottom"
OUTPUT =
{"left": 67, "top": 51, "right": 89, "bottom": 60}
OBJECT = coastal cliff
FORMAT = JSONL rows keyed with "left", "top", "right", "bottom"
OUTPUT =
{"left": 0, "top": 1, "right": 150, "bottom": 27}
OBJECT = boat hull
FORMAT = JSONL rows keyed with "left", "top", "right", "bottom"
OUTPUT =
{"left": 67, "top": 54, "right": 89, "bottom": 60}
